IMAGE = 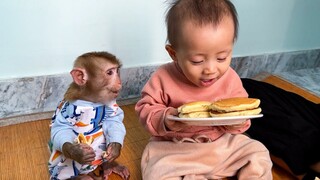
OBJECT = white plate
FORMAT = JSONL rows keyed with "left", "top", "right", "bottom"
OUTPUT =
{"left": 167, "top": 114, "right": 263, "bottom": 126}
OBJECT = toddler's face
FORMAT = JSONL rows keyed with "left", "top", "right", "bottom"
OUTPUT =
{"left": 167, "top": 16, "right": 235, "bottom": 88}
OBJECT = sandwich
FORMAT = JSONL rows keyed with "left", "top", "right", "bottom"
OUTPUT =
{"left": 209, "top": 97, "right": 261, "bottom": 117}
{"left": 177, "top": 101, "right": 212, "bottom": 118}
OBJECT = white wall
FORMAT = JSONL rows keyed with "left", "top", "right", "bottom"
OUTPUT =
{"left": 233, "top": 0, "right": 320, "bottom": 56}
{"left": 1, "top": 0, "right": 320, "bottom": 79}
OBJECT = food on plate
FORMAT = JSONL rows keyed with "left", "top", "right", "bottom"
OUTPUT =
{"left": 176, "top": 98, "right": 262, "bottom": 118}
{"left": 177, "top": 101, "right": 212, "bottom": 118}
{"left": 209, "top": 97, "right": 261, "bottom": 117}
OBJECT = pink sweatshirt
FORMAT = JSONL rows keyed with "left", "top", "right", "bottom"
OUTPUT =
{"left": 135, "top": 62, "right": 250, "bottom": 141}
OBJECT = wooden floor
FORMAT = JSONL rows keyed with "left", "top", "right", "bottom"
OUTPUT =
{"left": 0, "top": 75, "right": 318, "bottom": 180}
{"left": 263, "top": 75, "right": 320, "bottom": 103}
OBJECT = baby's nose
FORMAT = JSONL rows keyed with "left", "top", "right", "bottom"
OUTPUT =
{"left": 203, "top": 64, "right": 217, "bottom": 74}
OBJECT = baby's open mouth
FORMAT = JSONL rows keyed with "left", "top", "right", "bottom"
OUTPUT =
{"left": 200, "top": 78, "right": 215, "bottom": 86}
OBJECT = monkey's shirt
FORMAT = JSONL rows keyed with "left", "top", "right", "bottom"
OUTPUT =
{"left": 48, "top": 100, "right": 126, "bottom": 180}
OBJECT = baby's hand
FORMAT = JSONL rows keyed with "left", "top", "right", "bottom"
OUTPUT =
{"left": 224, "top": 120, "right": 249, "bottom": 131}
{"left": 165, "top": 108, "right": 189, "bottom": 131}
{"left": 62, "top": 142, "right": 95, "bottom": 164}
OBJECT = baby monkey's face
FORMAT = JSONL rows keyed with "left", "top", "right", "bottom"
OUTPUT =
{"left": 88, "top": 61, "right": 122, "bottom": 104}
{"left": 171, "top": 16, "right": 235, "bottom": 88}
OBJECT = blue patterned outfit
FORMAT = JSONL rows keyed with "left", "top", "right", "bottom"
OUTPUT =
{"left": 48, "top": 100, "right": 126, "bottom": 180}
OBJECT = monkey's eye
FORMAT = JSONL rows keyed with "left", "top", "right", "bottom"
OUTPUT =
{"left": 106, "top": 70, "right": 114, "bottom": 76}
{"left": 106, "top": 67, "right": 120, "bottom": 76}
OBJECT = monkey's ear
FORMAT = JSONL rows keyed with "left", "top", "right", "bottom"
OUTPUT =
{"left": 70, "top": 68, "right": 88, "bottom": 86}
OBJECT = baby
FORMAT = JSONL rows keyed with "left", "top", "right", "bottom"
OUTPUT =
{"left": 135, "top": 0, "right": 273, "bottom": 179}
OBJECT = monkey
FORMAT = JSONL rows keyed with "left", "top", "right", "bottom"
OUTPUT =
{"left": 48, "top": 51, "right": 130, "bottom": 180}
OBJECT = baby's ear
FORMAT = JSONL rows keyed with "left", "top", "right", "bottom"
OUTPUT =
{"left": 70, "top": 67, "right": 88, "bottom": 86}
{"left": 165, "top": 44, "right": 178, "bottom": 61}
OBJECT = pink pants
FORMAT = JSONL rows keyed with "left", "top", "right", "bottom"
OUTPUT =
{"left": 141, "top": 133, "right": 273, "bottom": 180}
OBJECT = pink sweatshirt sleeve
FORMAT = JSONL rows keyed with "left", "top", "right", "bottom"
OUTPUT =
{"left": 135, "top": 71, "right": 172, "bottom": 137}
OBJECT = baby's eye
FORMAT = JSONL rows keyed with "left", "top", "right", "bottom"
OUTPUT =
{"left": 217, "top": 57, "right": 227, "bottom": 62}
{"left": 190, "top": 59, "right": 203, "bottom": 64}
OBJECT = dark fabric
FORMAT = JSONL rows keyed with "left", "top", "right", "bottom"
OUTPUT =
{"left": 241, "top": 78, "right": 320, "bottom": 175}
{"left": 302, "top": 169, "right": 320, "bottom": 180}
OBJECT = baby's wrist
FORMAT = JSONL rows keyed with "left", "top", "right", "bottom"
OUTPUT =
{"left": 165, "top": 118, "right": 182, "bottom": 132}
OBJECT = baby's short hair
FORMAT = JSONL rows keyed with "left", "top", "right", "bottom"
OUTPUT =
{"left": 165, "top": 0, "right": 238, "bottom": 47}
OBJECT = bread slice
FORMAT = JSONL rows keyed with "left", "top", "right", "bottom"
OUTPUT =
{"left": 210, "top": 97, "right": 260, "bottom": 113}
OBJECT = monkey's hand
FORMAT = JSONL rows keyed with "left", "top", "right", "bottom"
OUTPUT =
{"left": 103, "top": 142, "right": 122, "bottom": 162}
{"left": 103, "top": 161, "right": 130, "bottom": 180}
{"left": 62, "top": 142, "right": 96, "bottom": 164}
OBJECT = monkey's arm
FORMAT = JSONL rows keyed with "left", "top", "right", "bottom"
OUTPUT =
{"left": 102, "top": 103, "right": 126, "bottom": 162}
{"left": 51, "top": 102, "right": 95, "bottom": 164}
{"left": 103, "top": 103, "right": 126, "bottom": 146}
{"left": 51, "top": 114, "right": 76, "bottom": 152}
{"left": 99, "top": 103, "right": 130, "bottom": 180}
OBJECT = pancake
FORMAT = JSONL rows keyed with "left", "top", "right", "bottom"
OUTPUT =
{"left": 178, "top": 101, "right": 212, "bottom": 118}
{"left": 179, "top": 111, "right": 211, "bottom": 118}
{"left": 209, "top": 97, "right": 261, "bottom": 117}
{"left": 210, "top": 107, "right": 262, "bottom": 117}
